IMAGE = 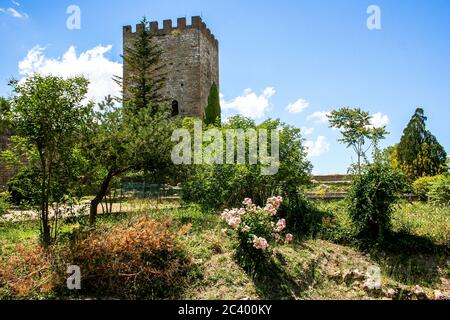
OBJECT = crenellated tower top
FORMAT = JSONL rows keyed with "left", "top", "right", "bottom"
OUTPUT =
{"left": 123, "top": 16, "right": 218, "bottom": 49}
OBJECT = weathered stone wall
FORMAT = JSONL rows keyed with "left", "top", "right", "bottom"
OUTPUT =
{"left": 123, "top": 16, "right": 219, "bottom": 118}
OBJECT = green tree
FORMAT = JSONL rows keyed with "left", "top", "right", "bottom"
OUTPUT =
{"left": 328, "top": 107, "right": 387, "bottom": 173}
{"left": 82, "top": 97, "right": 177, "bottom": 226}
{"left": 348, "top": 161, "right": 406, "bottom": 242}
{"left": 8, "top": 75, "right": 90, "bottom": 246}
{"left": 397, "top": 108, "right": 447, "bottom": 180}
{"left": 117, "top": 17, "right": 167, "bottom": 114}
{"left": 205, "top": 83, "right": 221, "bottom": 125}
{"left": 182, "top": 116, "right": 312, "bottom": 210}
{"left": 379, "top": 144, "right": 399, "bottom": 169}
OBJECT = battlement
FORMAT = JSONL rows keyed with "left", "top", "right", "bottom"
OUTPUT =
{"left": 123, "top": 16, "right": 218, "bottom": 49}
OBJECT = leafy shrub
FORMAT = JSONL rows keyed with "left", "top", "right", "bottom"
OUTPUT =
{"left": 0, "top": 192, "right": 10, "bottom": 215}
{"left": 278, "top": 189, "right": 328, "bottom": 238}
{"left": 427, "top": 175, "right": 450, "bottom": 206}
{"left": 413, "top": 175, "right": 442, "bottom": 201}
{"left": 7, "top": 167, "right": 41, "bottom": 206}
{"left": 182, "top": 116, "right": 312, "bottom": 211}
{"left": 221, "top": 197, "right": 293, "bottom": 273}
{"left": 66, "top": 218, "right": 192, "bottom": 299}
{"left": 348, "top": 162, "right": 406, "bottom": 242}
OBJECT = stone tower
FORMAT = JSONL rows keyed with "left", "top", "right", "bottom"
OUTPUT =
{"left": 123, "top": 16, "right": 219, "bottom": 118}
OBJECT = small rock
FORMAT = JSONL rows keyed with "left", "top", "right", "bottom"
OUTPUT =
{"left": 384, "top": 288, "right": 398, "bottom": 299}
{"left": 413, "top": 285, "right": 428, "bottom": 300}
{"left": 434, "top": 290, "right": 450, "bottom": 300}
{"left": 434, "top": 290, "right": 444, "bottom": 300}
{"left": 363, "top": 278, "right": 382, "bottom": 293}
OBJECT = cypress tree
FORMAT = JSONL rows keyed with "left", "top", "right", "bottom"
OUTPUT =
{"left": 397, "top": 108, "right": 447, "bottom": 180}
{"left": 205, "top": 83, "right": 221, "bottom": 125}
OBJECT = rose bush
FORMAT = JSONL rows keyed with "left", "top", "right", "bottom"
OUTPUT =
{"left": 221, "top": 196, "right": 293, "bottom": 272}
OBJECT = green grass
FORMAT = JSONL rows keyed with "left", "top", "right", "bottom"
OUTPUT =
{"left": 313, "top": 200, "right": 450, "bottom": 246}
{"left": 391, "top": 202, "right": 449, "bottom": 245}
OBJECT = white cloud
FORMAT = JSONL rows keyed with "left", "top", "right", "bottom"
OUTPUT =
{"left": 12, "top": 1, "right": 21, "bottom": 6}
{"left": 307, "top": 111, "right": 330, "bottom": 124}
{"left": 301, "top": 127, "right": 315, "bottom": 135}
{"left": 18, "top": 45, "right": 123, "bottom": 103}
{"left": 286, "top": 98, "right": 309, "bottom": 114}
{"left": 221, "top": 87, "right": 275, "bottom": 119}
{"left": 305, "top": 136, "right": 330, "bottom": 157}
{"left": 0, "top": 7, "right": 28, "bottom": 19}
{"left": 369, "top": 112, "right": 390, "bottom": 128}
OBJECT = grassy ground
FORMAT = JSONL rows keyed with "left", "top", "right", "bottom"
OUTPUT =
{"left": 0, "top": 200, "right": 448, "bottom": 300}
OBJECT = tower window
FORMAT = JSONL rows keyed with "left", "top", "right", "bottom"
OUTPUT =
{"left": 171, "top": 100, "right": 179, "bottom": 117}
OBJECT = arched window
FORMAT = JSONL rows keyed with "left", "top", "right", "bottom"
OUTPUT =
{"left": 171, "top": 100, "right": 179, "bottom": 117}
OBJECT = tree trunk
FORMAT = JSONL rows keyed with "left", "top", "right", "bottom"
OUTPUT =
{"left": 40, "top": 156, "right": 51, "bottom": 248}
{"left": 90, "top": 170, "right": 114, "bottom": 227}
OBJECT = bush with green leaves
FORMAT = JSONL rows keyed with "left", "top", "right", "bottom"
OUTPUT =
{"left": 0, "top": 192, "right": 10, "bottom": 215}
{"left": 278, "top": 189, "right": 328, "bottom": 238}
{"left": 182, "top": 116, "right": 312, "bottom": 211}
{"left": 412, "top": 175, "right": 443, "bottom": 201}
{"left": 221, "top": 197, "right": 293, "bottom": 273}
{"left": 7, "top": 167, "right": 41, "bottom": 206}
{"left": 348, "top": 162, "right": 406, "bottom": 242}
{"left": 427, "top": 175, "right": 450, "bottom": 206}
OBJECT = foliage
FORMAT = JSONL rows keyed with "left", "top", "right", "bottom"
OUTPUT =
{"left": 348, "top": 162, "right": 406, "bottom": 242}
{"left": 328, "top": 107, "right": 387, "bottom": 173}
{"left": 0, "top": 192, "right": 10, "bottom": 215}
{"left": 67, "top": 218, "right": 191, "bottom": 299}
{"left": 117, "top": 17, "right": 167, "bottom": 113}
{"left": 427, "top": 175, "right": 450, "bottom": 207}
{"left": 397, "top": 108, "right": 447, "bottom": 180}
{"left": 0, "top": 97, "right": 10, "bottom": 134}
{"left": 8, "top": 75, "right": 91, "bottom": 246}
{"left": 84, "top": 18, "right": 175, "bottom": 227}
{"left": 182, "top": 116, "right": 312, "bottom": 211}
{"left": 6, "top": 166, "right": 41, "bottom": 206}
{"left": 310, "top": 200, "right": 356, "bottom": 244}
{"left": 221, "top": 197, "right": 293, "bottom": 273}
{"left": 412, "top": 175, "right": 443, "bottom": 201}
{"left": 379, "top": 144, "right": 399, "bottom": 169}
{"left": 81, "top": 97, "right": 179, "bottom": 226}
{"left": 205, "top": 83, "right": 221, "bottom": 125}
{"left": 278, "top": 190, "right": 330, "bottom": 238}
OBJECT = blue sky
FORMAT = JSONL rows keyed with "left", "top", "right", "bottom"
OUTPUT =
{"left": 1, "top": 0, "right": 449, "bottom": 174}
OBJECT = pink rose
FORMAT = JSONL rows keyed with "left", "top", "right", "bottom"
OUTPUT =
{"left": 285, "top": 233, "right": 294, "bottom": 243}
{"left": 253, "top": 237, "right": 269, "bottom": 251}
{"left": 275, "top": 219, "right": 286, "bottom": 232}
{"left": 242, "top": 198, "right": 253, "bottom": 207}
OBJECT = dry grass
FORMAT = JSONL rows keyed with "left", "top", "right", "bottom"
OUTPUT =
{"left": 0, "top": 244, "right": 56, "bottom": 298}
{"left": 66, "top": 218, "right": 192, "bottom": 299}
{"left": 0, "top": 217, "right": 193, "bottom": 299}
